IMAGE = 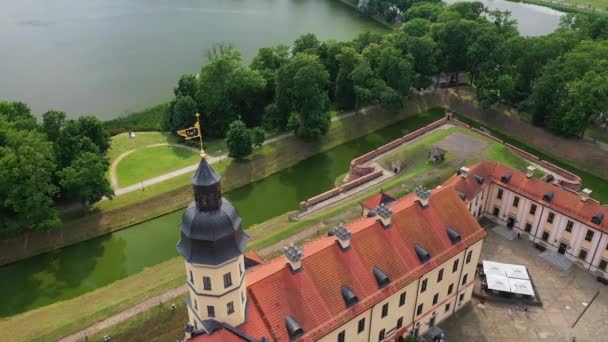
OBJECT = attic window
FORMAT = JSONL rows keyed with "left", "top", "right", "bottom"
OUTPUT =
{"left": 340, "top": 285, "right": 359, "bottom": 308}
{"left": 545, "top": 174, "right": 555, "bottom": 183}
{"left": 475, "top": 175, "right": 485, "bottom": 184}
{"left": 457, "top": 191, "right": 466, "bottom": 201}
{"left": 592, "top": 212, "right": 605, "bottom": 225}
{"left": 373, "top": 267, "right": 390, "bottom": 288}
{"left": 446, "top": 226, "right": 462, "bottom": 245}
{"left": 543, "top": 192, "right": 555, "bottom": 202}
{"left": 285, "top": 315, "right": 304, "bottom": 340}
{"left": 501, "top": 173, "right": 512, "bottom": 184}
{"left": 414, "top": 244, "right": 431, "bottom": 264}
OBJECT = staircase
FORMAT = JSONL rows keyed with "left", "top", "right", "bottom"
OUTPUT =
{"left": 539, "top": 250, "right": 574, "bottom": 271}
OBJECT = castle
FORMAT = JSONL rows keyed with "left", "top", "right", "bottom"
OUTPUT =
{"left": 176, "top": 157, "right": 488, "bottom": 341}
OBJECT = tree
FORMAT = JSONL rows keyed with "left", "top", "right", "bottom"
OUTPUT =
{"left": 251, "top": 127, "right": 265, "bottom": 147}
{"left": 0, "top": 101, "right": 37, "bottom": 130}
{"left": 225, "top": 120, "right": 253, "bottom": 159}
{"left": 42, "top": 110, "right": 66, "bottom": 143}
{"left": 251, "top": 45, "right": 290, "bottom": 104}
{"left": 377, "top": 46, "right": 414, "bottom": 96}
{"left": 292, "top": 33, "right": 321, "bottom": 56}
{"left": 58, "top": 152, "right": 114, "bottom": 205}
{"left": 173, "top": 74, "right": 198, "bottom": 98}
{"left": 335, "top": 47, "right": 362, "bottom": 109}
{"left": 164, "top": 95, "right": 198, "bottom": 132}
{"left": 75, "top": 116, "right": 111, "bottom": 155}
{"left": 402, "top": 18, "right": 431, "bottom": 37}
{"left": 197, "top": 46, "right": 265, "bottom": 135}
{"left": 276, "top": 53, "right": 331, "bottom": 139}
{"left": 0, "top": 116, "right": 59, "bottom": 235}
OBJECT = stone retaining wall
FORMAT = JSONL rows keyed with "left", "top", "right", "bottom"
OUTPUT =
{"left": 299, "top": 112, "right": 585, "bottom": 213}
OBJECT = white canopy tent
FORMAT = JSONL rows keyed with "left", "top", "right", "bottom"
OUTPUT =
{"left": 485, "top": 273, "right": 511, "bottom": 292}
{"left": 508, "top": 278, "right": 535, "bottom": 296}
{"left": 482, "top": 260, "right": 535, "bottom": 297}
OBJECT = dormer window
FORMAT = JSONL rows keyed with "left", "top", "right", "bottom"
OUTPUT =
{"left": 373, "top": 267, "right": 390, "bottom": 288}
{"left": 592, "top": 212, "right": 605, "bottom": 225}
{"left": 414, "top": 244, "right": 431, "bottom": 264}
{"left": 501, "top": 173, "right": 512, "bottom": 184}
{"left": 446, "top": 226, "right": 461, "bottom": 245}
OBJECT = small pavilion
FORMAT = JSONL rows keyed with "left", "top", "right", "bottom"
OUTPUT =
{"left": 428, "top": 146, "right": 447, "bottom": 162}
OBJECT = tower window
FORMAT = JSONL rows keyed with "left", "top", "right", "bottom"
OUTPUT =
{"left": 459, "top": 293, "right": 465, "bottom": 303}
{"left": 189, "top": 270, "right": 193, "bottom": 284}
{"left": 227, "top": 301, "right": 235, "bottom": 315}
{"left": 417, "top": 303, "right": 423, "bottom": 316}
{"left": 547, "top": 212, "right": 555, "bottom": 223}
{"left": 462, "top": 273, "right": 468, "bottom": 285}
{"left": 421, "top": 278, "right": 427, "bottom": 293}
{"left": 397, "top": 317, "right": 403, "bottom": 328}
{"left": 565, "top": 221, "right": 574, "bottom": 233}
{"left": 437, "top": 268, "right": 444, "bottom": 283}
{"left": 497, "top": 189, "right": 503, "bottom": 199}
{"left": 338, "top": 330, "right": 345, "bottom": 342}
{"left": 207, "top": 306, "right": 215, "bottom": 318}
{"left": 223, "top": 272, "right": 232, "bottom": 288}
{"left": 466, "top": 251, "right": 473, "bottom": 264}
{"left": 203, "top": 276, "right": 212, "bottom": 291}
{"left": 530, "top": 204, "right": 537, "bottom": 215}
{"left": 513, "top": 196, "right": 520, "bottom": 208}
{"left": 433, "top": 293, "right": 439, "bottom": 305}
{"left": 447, "top": 283, "right": 454, "bottom": 295}
{"left": 452, "top": 259, "right": 459, "bottom": 273}
{"left": 445, "top": 303, "right": 450, "bottom": 312}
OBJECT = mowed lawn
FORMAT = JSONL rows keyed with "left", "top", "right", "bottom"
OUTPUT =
{"left": 116, "top": 146, "right": 201, "bottom": 187}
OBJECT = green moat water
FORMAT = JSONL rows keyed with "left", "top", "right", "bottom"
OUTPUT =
{"left": 0, "top": 110, "right": 442, "bottom": 317}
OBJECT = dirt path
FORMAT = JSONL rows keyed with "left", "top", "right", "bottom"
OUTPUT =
{"left": 109, "top": 110, "right": 358, "bottom": 196}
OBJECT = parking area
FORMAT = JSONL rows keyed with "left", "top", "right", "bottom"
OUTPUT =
{"left": 440, "top": 226, "right": 608, "bottom": 341}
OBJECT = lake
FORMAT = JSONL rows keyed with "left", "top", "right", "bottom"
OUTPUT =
{"left": 0, "top": 0, "right": 385, "bottom": 119}
{"left": 0, "top": 0, "right": 562, "bottom": 120}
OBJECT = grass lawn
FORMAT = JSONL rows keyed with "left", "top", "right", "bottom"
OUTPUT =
{"left": 1, "top": 125, "right": 544, "bottom": 342}
{"left": 115, "top": 146, "right": 201, "bottom": 187}
{"left": 107, "top": 131, "right": 227, "bottom": 165}
{"left": 586, "top": 125, "right": 608, "bottom": 144}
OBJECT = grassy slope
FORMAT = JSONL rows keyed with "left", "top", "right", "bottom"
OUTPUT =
{"left": 0, "top": 126, "right": 542, "bottom": 342}
{"left": 115, "top": 146, "right": 200, "bottom": 187}
{"left": 103, "top": 103, "right": 168, "bottom": 136}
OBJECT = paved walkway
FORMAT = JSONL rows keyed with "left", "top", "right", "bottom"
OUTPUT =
{"left": 110, "top": 110, "right": 357, "bottom": 196}
{"left": 441, "top": 228, "right": 608, "bottom": 341}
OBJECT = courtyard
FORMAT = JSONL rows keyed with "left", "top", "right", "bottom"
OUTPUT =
{"left": 440, "top": 225, "right": 608, "bottom": 341}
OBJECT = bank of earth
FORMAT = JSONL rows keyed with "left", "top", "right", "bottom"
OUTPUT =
{"left": 0, "top": 95, "right": 444, "bottom": 267}
{"left": 0, "top": 122, "right": 544, "bottom": 342}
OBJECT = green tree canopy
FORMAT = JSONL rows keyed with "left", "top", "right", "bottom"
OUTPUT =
{"left": 58, "top": 152, "right": 114, "bottom": 205}
{"left": 225, "top": 120, "right": 253, "bottom": 159}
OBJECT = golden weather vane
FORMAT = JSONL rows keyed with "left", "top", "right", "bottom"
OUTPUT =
{"left": 176, "top": 113, "right": 206, "bottom": 158}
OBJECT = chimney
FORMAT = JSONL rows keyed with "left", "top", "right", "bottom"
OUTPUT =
{"left": 376, "top": 203, "right": 393, "bottom": 228}
{"left": 526, "top": 166, "right": 536, "bottom": 178}
{"left": 283, "top": 244, "right": 304, "bottom": 272}
{"left": 333, "top": 223, "right": 352, "bottom": 250}
{"left": 459, "top": 167, "right": 469, "bottom": 179}
{"left": 415, "top": 186, "right": 431, "bottom": 207}
{"left": 581, "top": 188, "right": 592, "bottom": 202}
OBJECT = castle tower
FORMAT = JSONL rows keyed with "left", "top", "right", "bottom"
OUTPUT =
{"left": 177, "top": 158, "right": 249, "bottom": 330}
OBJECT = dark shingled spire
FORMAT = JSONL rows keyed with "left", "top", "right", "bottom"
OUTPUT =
{"left": 373, "top": 266, "right": 390, "bottom": 288}
{"left": 192, "top": 159, "right": 222, "bottom": 211}
{"left": 177, "top": 158, "right": 249, "bottom": 265}
{"left": 285, "top": 315, "right": 304, "bottom": 340}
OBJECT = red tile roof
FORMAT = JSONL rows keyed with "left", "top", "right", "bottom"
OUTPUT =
{"left": 445, "top": 161, "right": 608, "bottom": 233}
{"left": 360, "top": 191, "right": 396, "bottom": 209}
{"left": 194, "top": 185, "right": 486, "bottom": 341}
